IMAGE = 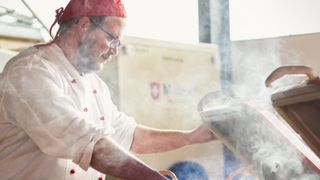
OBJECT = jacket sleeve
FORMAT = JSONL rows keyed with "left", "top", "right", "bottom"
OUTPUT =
{"left": 96, "top": 76, "right": 137, "bottom": 151}
{"left": 110, "top": 102, "right": 137, "bottom": 150}
{"left": 2, "top": 58, "right": 105, "bottom": 170}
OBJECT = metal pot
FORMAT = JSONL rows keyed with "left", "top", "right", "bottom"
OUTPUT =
{"left": 198, "top": 88, "right": 319, "bottom": 179}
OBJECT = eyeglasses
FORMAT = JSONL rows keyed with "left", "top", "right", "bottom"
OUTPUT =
{"left": 90, "top": 19, "right": 121, "bottom": 49}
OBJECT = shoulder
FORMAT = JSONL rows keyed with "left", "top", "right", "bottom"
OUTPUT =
{"left": 2, "top": 46, "right": 57, "bottom": 73}
{"left": 1, "top": 46, "right": 64, "bottom": 88}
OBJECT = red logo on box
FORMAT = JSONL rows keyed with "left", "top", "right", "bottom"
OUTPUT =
{"left": 150, "top": 82, "right": 161, "bottom": 100}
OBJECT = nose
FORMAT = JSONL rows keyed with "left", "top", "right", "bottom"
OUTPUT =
{"left": 109, "top": 47, "right": 119, "bottom": 56}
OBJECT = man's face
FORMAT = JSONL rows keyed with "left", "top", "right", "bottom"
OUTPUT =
{"left": 75, "top": 17, "right": 125, "bottom": 74}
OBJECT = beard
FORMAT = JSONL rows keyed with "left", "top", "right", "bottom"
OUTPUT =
{"left": 75, "top": 41, "right": 102, "bottom": 74}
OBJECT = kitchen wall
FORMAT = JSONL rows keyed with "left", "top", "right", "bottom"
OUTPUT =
{"left": 231, "top": 33, "right": 320, "bottom": 99}
{"left": 281, "top": 33, "right": 320, "bottom": 72}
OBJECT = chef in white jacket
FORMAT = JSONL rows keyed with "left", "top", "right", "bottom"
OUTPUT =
{"left": 0, "top": 0, "right": 216, "bottom": 179}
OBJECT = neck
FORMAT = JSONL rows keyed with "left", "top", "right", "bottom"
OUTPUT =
{"left": 55, "top": 33, "right": 79, "bottom": 65}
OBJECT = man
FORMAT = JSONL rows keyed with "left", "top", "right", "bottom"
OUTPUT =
{"left": 0, "top": 0, "right": 216, "bottom": 179}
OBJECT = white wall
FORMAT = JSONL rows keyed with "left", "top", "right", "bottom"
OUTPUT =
{"left": 1, "top": 0, "right": 199, "bottom": 44}
{"left": 230, "top": 0, "right": 320, "bottom": 40}
{"left": 231, "top": 33, "right": 320, "bottom": 100}
{"left": 123, "top": 0, "right": 199, "bottom": 43}
{"left": 4, "top": 0, "right": 320, "bottom": 43}
{"left": 0, "top": 49, "right": 17, "bottom": 72}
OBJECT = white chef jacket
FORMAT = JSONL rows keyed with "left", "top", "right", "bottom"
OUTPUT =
{"left": 0, "top": 43, "right": 137, "bottom": 180}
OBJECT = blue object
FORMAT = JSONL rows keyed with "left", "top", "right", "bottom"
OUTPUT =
{"left": 169, "top": 161, "right": 208, "bottom": 180}
{"left": 224, "top": 145, "right": 256, "bottom": 180}
{"left": 224, "top": 145, "right": 243, "bottom": 179}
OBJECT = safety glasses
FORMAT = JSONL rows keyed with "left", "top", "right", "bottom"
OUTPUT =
{"left": 90, "top": 19, "right": 121, "bottom": 48}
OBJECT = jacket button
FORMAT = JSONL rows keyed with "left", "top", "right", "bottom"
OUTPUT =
{"left": 83, "top": 108, "right": 88, "bottom": 112}
{"left": 98, "top": 177, "right": 103, "bottom": 180}
{"left": 100, "top": 116, "right": 105, "bottom": 121}
{"left": 70, "top": 169, "right": 75, "bottom": 174}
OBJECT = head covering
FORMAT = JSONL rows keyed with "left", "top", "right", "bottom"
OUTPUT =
{"left": 59, "top": 0, "right": 126, "bottom": 24}
{"left": 48, "top": 0, "right": 126, "bottom": 39}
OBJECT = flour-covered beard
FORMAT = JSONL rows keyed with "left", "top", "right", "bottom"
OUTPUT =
{"left": 75, "top": 41, "right": 102, "bottom": 74}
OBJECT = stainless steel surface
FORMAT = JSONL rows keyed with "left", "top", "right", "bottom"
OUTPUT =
{"left": 198, "top": 91, "right": 319, "bottom": 180}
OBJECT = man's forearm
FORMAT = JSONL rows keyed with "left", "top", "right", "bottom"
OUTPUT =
{"left": 90, "top": 137, "right": 166, "bottom": 180}
{"left": 130, "top": 124, "right": 216, "bottom": 154}
{"left": 132, "top": 127, "right": 189, "bottom": 154}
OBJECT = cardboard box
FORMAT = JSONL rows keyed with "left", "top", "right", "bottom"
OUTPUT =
{"left": 98, "top": 36, "right": 223, "bottom": 179}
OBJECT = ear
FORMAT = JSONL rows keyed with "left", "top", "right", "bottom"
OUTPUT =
{"left": 77, "top": 16, "right": 91, "bottom": 35}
